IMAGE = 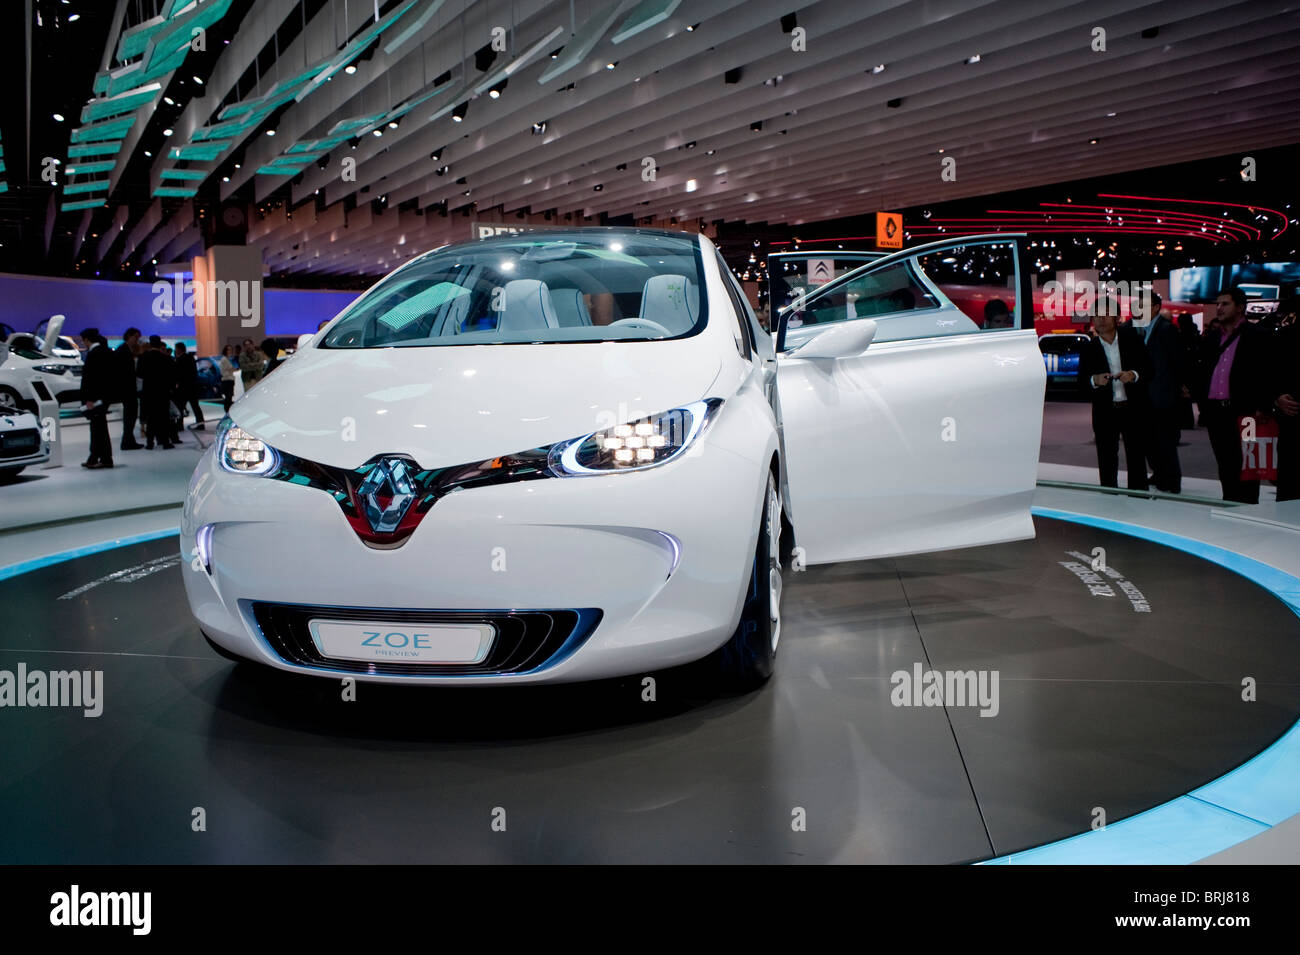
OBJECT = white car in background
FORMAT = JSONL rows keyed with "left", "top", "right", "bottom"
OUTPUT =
{"left": 0, "top": 343, "right": 58, "bottom": 416}
{"left": 0, "top": 407, "right": 50, "bottom": 482}
{"left": 6, "top": 332, "right": 84, "bottom": 364}
{"left": 1, "top": 335, "right": 83, "bottom": 408}
{"left": 183, "top": 228, "right": 1044, "bottom": 690}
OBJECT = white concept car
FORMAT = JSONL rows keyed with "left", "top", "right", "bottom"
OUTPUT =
{"left": 0, "top": 407, "right": 50, "bottom": 482}
{"left": 182, "top": 228, "right": 1044, "bottom": 688}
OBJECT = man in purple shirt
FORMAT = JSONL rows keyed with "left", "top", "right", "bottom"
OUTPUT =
{"left": 1199, "top": 287, "right": 1269, "bottom": 503}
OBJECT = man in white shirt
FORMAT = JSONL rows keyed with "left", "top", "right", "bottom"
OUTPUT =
{"left": 1084, "top": 307, "right": 1150, "bottom": 489}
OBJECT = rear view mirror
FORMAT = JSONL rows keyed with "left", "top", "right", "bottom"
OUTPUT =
{"left": 794, "top": 319, "right": 878, "bottom": 359}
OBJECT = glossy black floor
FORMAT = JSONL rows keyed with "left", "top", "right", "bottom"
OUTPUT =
{"left": 2, "top": 516, "right": 1298, "bottom": 863}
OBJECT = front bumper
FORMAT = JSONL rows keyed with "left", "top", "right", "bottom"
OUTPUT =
{"left": 181, "top": 414, "right": 772, "bottom": 685}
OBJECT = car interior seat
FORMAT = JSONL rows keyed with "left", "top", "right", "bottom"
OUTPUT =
{"left": 496, "top": 279, "right": 562, "bottom": 333}
{"left": 550, "top": 288, "right": 593, "bottom": 327}
{"left": 638, "top": 274, "right": 699, "bottom": 332}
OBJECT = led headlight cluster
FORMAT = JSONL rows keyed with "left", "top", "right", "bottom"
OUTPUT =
{"left": 216, "top": 418, "right": 279, "bottom": 475}
{"left": 34, "top": 364, "right": 70, "bottom": 375}
{"left": 549, "top": 399, "right": 721, "bottom": 475}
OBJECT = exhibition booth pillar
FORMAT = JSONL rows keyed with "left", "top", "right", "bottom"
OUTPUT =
{"left": 191, "top": 245, "right": 266, "bottom": 358}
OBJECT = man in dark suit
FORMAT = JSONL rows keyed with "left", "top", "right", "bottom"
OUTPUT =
{"left": 1140, "top": 293, "right": 1186, "bottom": 493}
{"left": 136, "top": 335, "right": 176, "bottom": 449}
{"left": 78, "top": 327, "right": 115, "bottom": 469}
{"left": 1271, "top": 300, "right": 1300, "bottom": 502}
{"left": 115, "top": 327, "right": 143, "bottom": 450}
{"left": 1199, "top": 287, "right": 1270, "bottom": 504}
{"left": 172, "top": 341, "right": 205, "bottom": 431}
{"left": 1083, "top": 305, "right": 1151, "bottom": 490}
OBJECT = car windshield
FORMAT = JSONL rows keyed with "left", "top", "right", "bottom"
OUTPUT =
{"left": 320, "top": 231, "right": 707, "bottom": 348}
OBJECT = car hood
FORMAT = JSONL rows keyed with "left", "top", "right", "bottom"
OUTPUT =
{"left": 230, "top": 340, "right": 723, "bottom": 469}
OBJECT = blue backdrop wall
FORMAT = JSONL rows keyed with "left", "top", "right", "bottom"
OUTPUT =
{"left": 0, "top": 272, "right": 359, "bottom": 342}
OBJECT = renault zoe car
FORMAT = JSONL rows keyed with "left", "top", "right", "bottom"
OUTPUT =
{"left": 183, "top": 228, "right": 1044, "bottom": 688}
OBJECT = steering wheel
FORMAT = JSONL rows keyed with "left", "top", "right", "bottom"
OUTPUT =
{"left": 607, "top": 317, "right": 673, "bottom": 337}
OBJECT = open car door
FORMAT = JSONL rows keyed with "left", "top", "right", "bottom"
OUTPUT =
{"left": 774, "top": 234, "right": 1045, "bottom": 565}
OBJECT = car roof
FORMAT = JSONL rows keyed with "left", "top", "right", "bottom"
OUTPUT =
{"left": 445, "top": 226, "right": 702, "bottom": 251}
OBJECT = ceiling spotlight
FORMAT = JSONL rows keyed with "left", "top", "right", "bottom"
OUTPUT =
{"left": 266, "top": 129, "right": 276, "bottom": 136}
{"left": 1089, "top": 138, "right": 1098, "bottom": 144}
{"left": 886, "top": 97, "right": 903, "bottom": 109}
{"left": 872, "top": 63, "right": 886, "bottom": 74}
{"left": 451, "top": 102, "right": 468, "bottom": 122}
{"left": 344, "top": 64, "right": 357, "bottom": 75}
{"left": 68, "top": 13, "right": 80, "bottom": 21}
{"left": 348, "top": 137, "right": 360, "bottom": 148}
{"left": 606, "top": 61, "right": 618, "bottom": 70}
{"left": 163, "top": 96, "right": 175, "bottom": 105}
{"left": 706, "top": 149, "right": 715, "bottom": 155}
{"left": 163, "top": 128, "right": 173, "bottom": 136}
{"left": 372, "top": 128, "right": 383, "bottom": 136}
{"left": 594, "top": 183, "right": 603, "bottom": 192}
{"left": 489, "top": 79, "right": 507, "bottom": 99}
{"left": 531, "top": 121, "right": 547, "bottom": 135}
{"left": 192, "top": 76, "right": 203, "bottom": 85}
{"left": 1106, "top": 111, "right": 1116, "bottom": 117}
{"left": 52, "top": 113, "right": 64, "bottom": 121}
{"left": 686, "top": 23, "right": 699, "bottom": 32}
{"left": 429, "top": 151, "right": 440, "bottom": 161}
{"left": 388, "top": 120, "right": 399, "bottom": 129}
{"left": 222, "top": 176, "right": 229, "bottom": 182}
{"left": 143, "top": 150, "right": 152, "bottom": 157}
{"left": 964, "top": 54, "right": 982, "bottom": 64}
{"left": 750, "top": 120, "right": 763, "bottom": 132}
{"left": 685, "top": 179, "right": 698, "bottom": 192}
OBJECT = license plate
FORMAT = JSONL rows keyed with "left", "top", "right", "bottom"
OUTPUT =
{"left": 308, "top": 619, "right": 495, "bottom": 665}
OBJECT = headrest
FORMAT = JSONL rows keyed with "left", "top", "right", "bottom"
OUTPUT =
{"left": 499, "top": 279, "right": 560, "bottom": 332}
{"left": 550, "top": 288, "right": 593, "bottom": 327}
{"left": 639, "top": 274, "right": 698, "bottom": 331}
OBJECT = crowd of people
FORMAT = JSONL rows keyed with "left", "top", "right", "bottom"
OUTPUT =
{"left": 76, "top": 330, "right": 284, "bottom": 470}
{"left": 1082, "top": 287, "right": 1299, "bottom": 504}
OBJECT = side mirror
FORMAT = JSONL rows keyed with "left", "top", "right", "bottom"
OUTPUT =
{"left": 794, "top": 319, "right": 878, "bottom": 359}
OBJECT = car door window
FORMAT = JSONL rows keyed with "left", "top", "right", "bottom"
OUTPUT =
{"left": 781, "top": 261, "right": 940, "bottom": 348}
{"left": 912, "top": 240, "right": 1020, "bottom": 331}
{"left": 780, "top": 238, "right": 1023, "bottom": 350}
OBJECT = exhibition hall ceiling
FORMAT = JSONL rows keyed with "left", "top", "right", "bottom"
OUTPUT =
{"left": 3, "top": 0, "right": 1298, "bottom": 279}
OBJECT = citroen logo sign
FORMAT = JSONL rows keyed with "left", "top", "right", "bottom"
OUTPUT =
{"left": 356, "top": 456, "right": 418, "bottom": 535}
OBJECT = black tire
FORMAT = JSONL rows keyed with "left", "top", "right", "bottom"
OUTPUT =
{"left": 715, "top": 472, "right": 783, "bottom": 689}
{"left": 0, "top": 466, "right": 23, "bottom": 483}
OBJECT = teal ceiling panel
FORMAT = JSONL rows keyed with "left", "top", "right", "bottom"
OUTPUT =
{"left": 63, "top": 180, "right": 111, "bottom": 195}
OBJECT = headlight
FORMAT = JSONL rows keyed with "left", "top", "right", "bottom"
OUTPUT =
{"left": 548, "top": 399, "right": 721, "bottom": 476}
{"left": 216, "top": 417, "right": 280, "bottom": 475}
{"left": 34, "top": 364, "right": 69, "bottom": 375}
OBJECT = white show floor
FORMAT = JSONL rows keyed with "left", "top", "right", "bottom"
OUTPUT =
{"left": 0, "top": 404, "right": 219, "bottom": 532}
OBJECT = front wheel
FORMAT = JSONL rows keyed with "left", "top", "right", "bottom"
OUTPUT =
{"left": 0, "top": 466, "right": 25, "bottom": 483}
{"left": 714, "top": 472, "right": 783, "bottom": 689}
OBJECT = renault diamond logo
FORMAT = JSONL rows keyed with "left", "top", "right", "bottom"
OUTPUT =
{"left": 356, "top": 457, "right": 418, "bottom": 535}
